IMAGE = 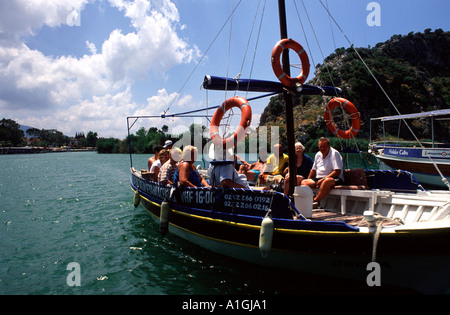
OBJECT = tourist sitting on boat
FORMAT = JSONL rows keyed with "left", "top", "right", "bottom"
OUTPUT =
{"left": 163, "top": 139, "right": 173, "bottom": 150}
{"left": 158, "top": 147, "right": 182, "bottom": 185}
{"left": 283, "top": 142, "right": 314, "bottom": 196}
{"left": 257, "top": 143, "right": 289, "bottom": 187}
{"left": 238, "top": 153, "right": 267, "bottom": 183}
{"left": 174, "top": 145, "right": 210, "bottom": 188}
{"left": 149, "top": 148, "right": 169, "bottom": 182}
{"left": 148, "top": 144, "right": 163, "bottom": 171}
{"left": 301, "top": 137, "right": 344, "bottom": 208}
{"left": 208, "top": 145, "right": 250, "bottom": 189}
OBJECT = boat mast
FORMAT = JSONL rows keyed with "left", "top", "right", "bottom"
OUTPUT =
{"left": 278, "top": 0, "right": 297, "bottom": 197}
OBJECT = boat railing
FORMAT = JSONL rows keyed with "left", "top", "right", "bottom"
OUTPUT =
{"left": 369, "top": 140, "right": 444, "bottom": 149}
{"left": 130, "top": 168, "right": 300, "bottom": 220}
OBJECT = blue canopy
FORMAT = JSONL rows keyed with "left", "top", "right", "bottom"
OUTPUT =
{"left": 371, "top": 109, "right": 450, "bottom": 122}
{"left": 203, "top": 75, "right": 342, "bottom": 96}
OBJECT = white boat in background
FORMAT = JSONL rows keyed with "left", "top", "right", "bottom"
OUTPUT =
{"left": 369, "top": 109, "right": 450, "bottom": 189}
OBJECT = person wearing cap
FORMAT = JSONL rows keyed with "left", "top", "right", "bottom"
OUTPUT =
{"left": 163, "top": 140, "right": 173, "bottom": 150}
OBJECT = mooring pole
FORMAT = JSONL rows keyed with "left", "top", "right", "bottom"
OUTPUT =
{"left": 278, "top": 0, "right": 297, "bottom": 197}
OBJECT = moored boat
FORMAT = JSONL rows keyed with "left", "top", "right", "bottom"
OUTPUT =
{"left": 369, "top": 109, "right": 450, "bottom": 189}
{"left": 130, "top": 167, "right": 450, "bottom": 294}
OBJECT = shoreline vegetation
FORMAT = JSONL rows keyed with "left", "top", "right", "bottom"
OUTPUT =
{"left": 1, "top": 118, "right": 371, "bottom": 158}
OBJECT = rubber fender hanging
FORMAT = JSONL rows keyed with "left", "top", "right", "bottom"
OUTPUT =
{"left": 259, "top": 215, "right": 274, "bottom": 258}
{"left": 160, "top": 198, "right": 170, "bottom": 236}
{"left": 133, "top": 189, "right": 140, "bottom": 208}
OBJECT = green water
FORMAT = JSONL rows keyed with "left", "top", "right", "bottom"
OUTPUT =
{"left": 1, "top": 152, "right": 414, "bottom": 295}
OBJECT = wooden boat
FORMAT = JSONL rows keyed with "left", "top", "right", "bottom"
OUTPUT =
{"left": 369, "top": 109, "right": 450, "bottom": 189}
{"left": 127, "top": 1, "right": 450, "bottom": 294}
{"left": 130, "top": 167, "right": 450, "bottom": 294}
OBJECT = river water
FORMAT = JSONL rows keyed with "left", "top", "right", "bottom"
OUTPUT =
{"left": 0, "top": 151, "right": 420, "bottom": 295}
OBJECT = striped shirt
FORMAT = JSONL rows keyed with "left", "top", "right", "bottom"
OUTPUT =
{"left": 158, "top": 160, "right": 178, "bottom": 185}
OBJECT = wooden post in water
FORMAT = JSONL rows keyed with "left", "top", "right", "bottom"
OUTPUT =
{"left": 278, "top": 0, "right": 297, "bottom": 197}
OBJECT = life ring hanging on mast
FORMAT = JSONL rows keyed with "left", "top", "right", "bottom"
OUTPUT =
{"left": 271, "top": 38, "right": 310, "bottom": 87}
{"left": 210, "top": 96, "right": 252, "bottom": 148}
{"left": 324, "top": 97, "right": 361, "bottom": 139}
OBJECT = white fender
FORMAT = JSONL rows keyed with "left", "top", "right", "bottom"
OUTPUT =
{"left": 160, "top": 199, "right": 170, "bottom": 236}
{"left": 133, "top": 189, "right": 140, "bottom": 208}
{"left": 259, "top": 215, "right": 274, "bottom": 258}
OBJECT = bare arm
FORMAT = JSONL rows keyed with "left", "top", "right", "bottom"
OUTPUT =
{"left": 178, "top": 163, "right": 196, "bottom": 187}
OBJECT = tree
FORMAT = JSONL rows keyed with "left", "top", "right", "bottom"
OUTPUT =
{"left": 82, "top": 131, "right": 98, "bottom": 147}
{"left": 0, "top": 118, "right": 24, "bottom": 146}
{"left": 97, "top": 138, "right": 121, "bottom": 153}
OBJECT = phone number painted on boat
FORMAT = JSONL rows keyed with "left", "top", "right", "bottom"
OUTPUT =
{"left": 131, "top": 174, "right": 275, "bottom": 215}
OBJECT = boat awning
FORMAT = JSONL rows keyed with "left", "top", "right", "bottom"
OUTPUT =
{"left": 371, "top": 109, "right": 450, "bottom": 122}
{"left": 202, "top": 75, "right": 342, "bottom": 96}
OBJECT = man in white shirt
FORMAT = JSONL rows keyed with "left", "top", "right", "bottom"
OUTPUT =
{"left": 302, "top": 137, "right": 344, "bottom": 207}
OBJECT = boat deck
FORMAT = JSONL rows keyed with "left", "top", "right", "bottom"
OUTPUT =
{"left": 311, "top": 209, "right": 400, "bottom": 227}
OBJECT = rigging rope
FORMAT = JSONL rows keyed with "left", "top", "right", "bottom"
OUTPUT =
{"left": 224, "top": 0, "right": 235, "bottom": 102}
{"left": 245, "top": 0, "right": 267, "bottom": 99}
{"left": 292, "top": 0, "right": 316, "bottom": 80}
{"left": 219, "top": 0, "right": 267, "bottom": 141}
{"left": 295, "top": 0, "right": 360, "bottom": 159}
{"left": 163, "top": 0, "right": 243, "bottom": 115}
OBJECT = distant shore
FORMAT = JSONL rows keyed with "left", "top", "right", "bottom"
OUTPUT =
{"left": 0, "top": 146, "right": 96, "bottom": 154}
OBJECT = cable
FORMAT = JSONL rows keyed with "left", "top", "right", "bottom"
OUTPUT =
{"left": 163, "top": 0, "right": 243, "bottom": 115}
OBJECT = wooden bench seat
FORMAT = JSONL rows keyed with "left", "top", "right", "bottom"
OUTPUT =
{"left": 322, "top": 169, "right": 391, "bottom": 214}
{"left": 334, "top": 168, "right": 369, "bottom": 190}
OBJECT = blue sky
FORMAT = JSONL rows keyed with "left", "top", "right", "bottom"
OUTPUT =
{"left": 0, "top": 0, "right": 449, "bottom": 139}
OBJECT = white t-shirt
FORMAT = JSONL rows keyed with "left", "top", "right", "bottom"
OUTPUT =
{"left": 312, "top": 147, "right": 344, "bottom": 181}
{"left": 150, "top": 159, "right": 161, "bottom": 173}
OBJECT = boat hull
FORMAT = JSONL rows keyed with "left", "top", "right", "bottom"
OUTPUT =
{"left": 131, "top": 173, "right": 450, "bottom": 294}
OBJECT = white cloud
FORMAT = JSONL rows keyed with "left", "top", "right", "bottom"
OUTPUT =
{"left": 103, "top": 0, "right": 199, "bottom": 81}
{"left": 128, "top": 88, "right": 198, "bottom": 137}
{"left": 0, "top": 0, "right": 200, "bottom": 138}
{"left": 0, "top": 44, "right": 110, "bottom": 111}
{"left": 0, "top": 0, "right": 90, "bottom": 44}
{"left": 86, "top": 41, "right": 97, "bottom": 54}
{"left": 23, "top": 88, "right": 136, "bottom": 138}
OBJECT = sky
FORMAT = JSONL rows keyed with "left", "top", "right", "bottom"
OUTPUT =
{"left": 0, "top": 0, "right": 449, "bottom": 139}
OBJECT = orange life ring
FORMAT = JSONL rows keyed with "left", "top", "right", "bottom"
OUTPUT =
{"left": 210, "top": 96, "right": 252, "bottom": 148}
{"left": 324, "top": 98, "right": 361, "bottom": 139}
{"left": 271, "top": 38, "right": 310, "bottom": 87}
